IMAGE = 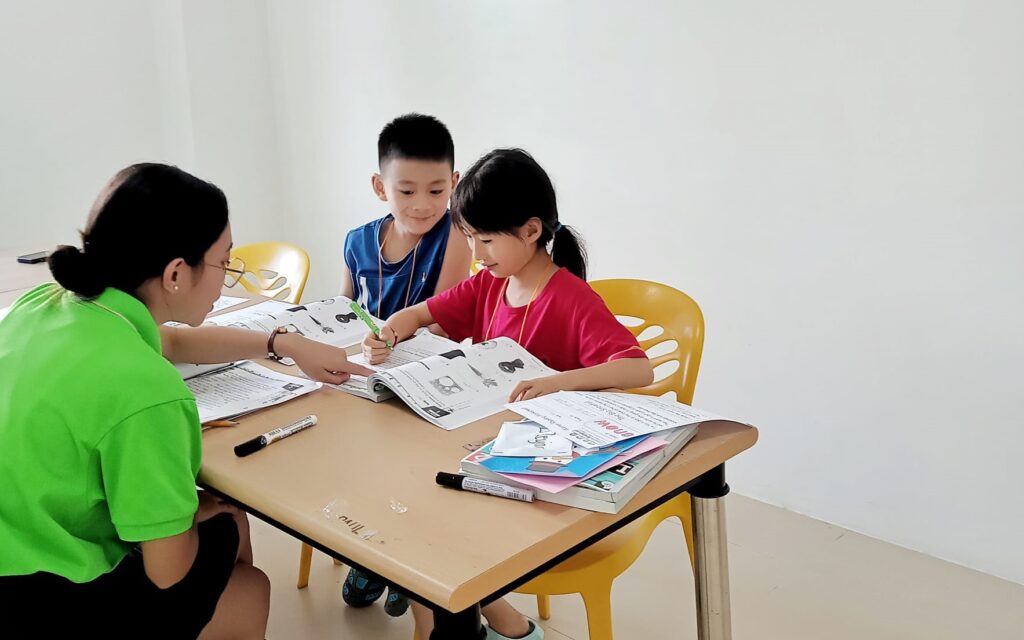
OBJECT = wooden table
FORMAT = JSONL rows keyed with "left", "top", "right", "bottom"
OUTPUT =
{"left": 199, "top": 384, "right": 757, "bottom": 639}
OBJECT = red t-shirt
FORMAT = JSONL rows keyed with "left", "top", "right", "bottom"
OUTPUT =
{"left": 427, "top": 267, "right": 647, "bottom": 372}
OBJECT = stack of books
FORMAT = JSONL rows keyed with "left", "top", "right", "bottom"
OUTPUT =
{"left": 460, "top": 422, "right": 700, "bottom": 513}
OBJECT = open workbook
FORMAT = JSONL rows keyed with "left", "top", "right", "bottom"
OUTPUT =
{"left": 206, "top": 295, "right": 374, "bottom": 349}
{"left": 328, "top": 334, "right": 557, "bottom": 430}
{"left": 180, "top": 361, "right": 322, "bottom": 423}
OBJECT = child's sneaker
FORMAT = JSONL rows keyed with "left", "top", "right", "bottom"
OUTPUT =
{"left": 383, "top": 587, "right": 410, "bottom": 617}
{"left": 341, "top": 568, "right": 386, "bottom": 607}
{"left": 485, "top": 621, "right": 544, "bottom": 639}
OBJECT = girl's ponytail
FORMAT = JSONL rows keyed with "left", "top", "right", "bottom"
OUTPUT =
{"left": 550, "top": 223, "right": 587, "bottom": 280}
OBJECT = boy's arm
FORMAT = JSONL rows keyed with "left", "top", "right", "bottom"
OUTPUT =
{"left": 433, "top": 224, "right": 473, "bottom": 295}
{"left": 340, "top": 231, "right": 358, "bottom": 299}
{"left": 340, "top": 260, "right": 355, "bottom": 299}
{"left": 508, "top": 357, "right": 654, "bottom": 402}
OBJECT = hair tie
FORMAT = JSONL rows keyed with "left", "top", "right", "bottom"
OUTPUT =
{"left": 553, "top": 222, "right": 564, "bottom": 233}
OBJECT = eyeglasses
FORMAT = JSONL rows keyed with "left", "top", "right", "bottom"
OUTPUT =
{"left": 207, "top": 256, "right": 246, "bottom": 287}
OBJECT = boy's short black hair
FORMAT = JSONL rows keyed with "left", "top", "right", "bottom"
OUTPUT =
{"left": 378, "top": 113, "right": 455, "bottom": 170}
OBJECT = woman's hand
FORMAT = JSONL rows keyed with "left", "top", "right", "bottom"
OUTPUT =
{"left": 278, "top": 334, "right": 374, "bottom": 384}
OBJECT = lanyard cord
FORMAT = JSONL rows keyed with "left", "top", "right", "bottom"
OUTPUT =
{"left": 376, "top": 219, "right": 420, "bottom": 318}
{"left": 484, "top": 262, "right": 553, "bottom": 344}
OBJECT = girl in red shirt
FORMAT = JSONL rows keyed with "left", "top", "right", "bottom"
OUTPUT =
{"left": 365, "top": 148, "right": 654, "bottom": 640}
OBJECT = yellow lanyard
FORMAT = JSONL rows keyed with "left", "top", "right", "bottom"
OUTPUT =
{"left": 484, "top": 262, "right": 553, "bottom": 345}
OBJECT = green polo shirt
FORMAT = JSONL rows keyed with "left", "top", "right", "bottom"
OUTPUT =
{"left": 0, "top": 283, "right": 201, "bottom": 583}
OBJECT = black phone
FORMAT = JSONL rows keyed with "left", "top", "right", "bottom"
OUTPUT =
{"left": 16, "top": 251, "right": 48, "bottom": 264}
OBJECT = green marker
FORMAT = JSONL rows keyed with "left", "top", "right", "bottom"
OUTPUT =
{"left": 349, "top": 300, "right": 393, "bottom": 349}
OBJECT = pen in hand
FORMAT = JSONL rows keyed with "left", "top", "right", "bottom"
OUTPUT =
{"left": 349, "top": 301, "right": 394, "bottom": 349}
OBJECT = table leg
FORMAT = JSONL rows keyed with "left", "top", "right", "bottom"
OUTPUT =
{"left": 431, "top": 603, "right": 486, "bottom": 640}
{"left": 690, "top": 463, "right": 732, "bottom": 640}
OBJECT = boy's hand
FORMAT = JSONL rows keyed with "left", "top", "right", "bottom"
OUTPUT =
{"left": 362, "top": 325, "right": 398, "bottom": 365}
{"left": 508, "top": 374, "right": 566, "bottom": 402}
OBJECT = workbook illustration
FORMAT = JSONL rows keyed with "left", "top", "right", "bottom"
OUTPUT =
{"left": 207, "top": 295, "right": 375, "bottom": 349}
{"left": 330, "top": 335, "right": 556, "bottom": 430}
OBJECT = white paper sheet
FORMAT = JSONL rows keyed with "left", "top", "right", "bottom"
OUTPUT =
{"left": 491, "top": 420, "right": 574, "bottom": 458}
{"left": 507, "top": 391, "right": 723, "bottom": 448}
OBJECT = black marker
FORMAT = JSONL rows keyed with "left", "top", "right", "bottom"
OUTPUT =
{"left": 234, "top": 415, "right": 318, "bottom": 457}
{"left": 435, "top": 471, "right": 534, "bottom": 502}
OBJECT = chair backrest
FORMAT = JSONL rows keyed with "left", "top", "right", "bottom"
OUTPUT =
{"left": 589, "top": 279, "right": 704, "bottom": 404}
{"left": 230, "top": 242, "right": 310, "bottom": 304}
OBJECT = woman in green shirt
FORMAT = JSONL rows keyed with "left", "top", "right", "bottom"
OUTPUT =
{"left": 0, "top": 163, "right": 370, "bottom": 638}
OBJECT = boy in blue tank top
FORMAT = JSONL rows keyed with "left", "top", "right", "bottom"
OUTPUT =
{"left": 338, "top": 114, "right": 471, "bottom": 616}
{"left": 341, "top": 113, "right": 471, "bottom": 321}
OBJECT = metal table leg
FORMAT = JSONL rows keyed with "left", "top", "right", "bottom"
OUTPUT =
{"left": 690, "top": 463, "right": 732, "bottom": 640}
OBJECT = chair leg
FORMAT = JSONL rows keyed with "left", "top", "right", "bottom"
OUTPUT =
{"left": 297, "top": 543, "right": 313, "bottom": 589}
{"left": 536, "top": 594, "right": 551, "bottom": 620}
{"left": 580, "top": 585, "right": 614, "bottom": 640}
{"left": 676, "top": 494, "right": 697, "bottom": 570}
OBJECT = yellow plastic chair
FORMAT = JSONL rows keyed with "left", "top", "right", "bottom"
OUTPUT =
{"left": 513, "top": 278, "right": 705, "bottom": 640}
{"left": 296, "top": 543, "right": 342, "bottom": 590}
{"left": 230, "top": 242, "right": 310, "bottom": 304}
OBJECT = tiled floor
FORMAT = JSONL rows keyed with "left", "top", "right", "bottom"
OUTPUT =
{"left": 252, "top": 494, "right": 1024, "bottom": 639}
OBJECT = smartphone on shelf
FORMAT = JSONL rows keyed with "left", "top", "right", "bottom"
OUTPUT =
{"left": 16, "top": 251, "right": 48, "bottom": 264}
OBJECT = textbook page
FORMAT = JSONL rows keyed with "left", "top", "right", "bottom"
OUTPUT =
{"left": 186, "top": 361, "right": 321, "bottom": 422}
{"left": 371, "top": 337, "right": 556, "bottom": 430}
{"left": 206, "top": 296, "right": 377, "bottom": 349}
{"left": 211, "top": 294, "right": 247, "bottom": 314}
{"left": 327, "top": 331, "right": 460, "bottom": 400}
{"left": 205, "top": 300, "right": 291, "bottom": 328}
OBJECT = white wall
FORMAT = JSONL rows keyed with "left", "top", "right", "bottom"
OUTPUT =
{"left": 178, "top": 0, "right": 283, "bottom": 246}
{"left": 264, "top": 1, "right": 1024, "bottom": 583}
{"left": 0, "top": 1, "right": 190, "bottom": 249}
{"left": 0, "top": 1, "right": 281, "bottom": 251}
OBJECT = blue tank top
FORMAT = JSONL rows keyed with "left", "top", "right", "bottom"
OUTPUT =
{"left": 343, "top": 212, "right": 452, "bottom": 320}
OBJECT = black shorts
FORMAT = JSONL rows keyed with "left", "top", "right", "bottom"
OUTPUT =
{"left": 0, "top": 512, "right": 239, "bottom": 640}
